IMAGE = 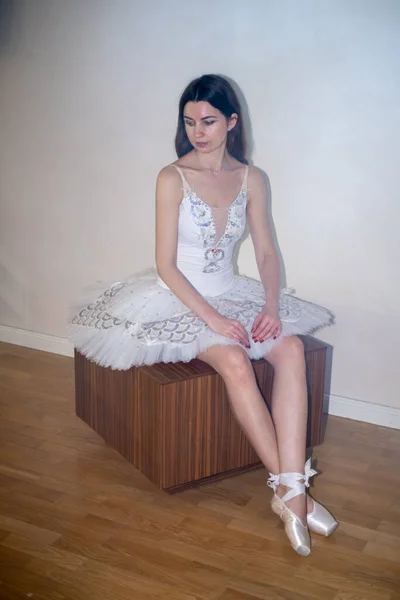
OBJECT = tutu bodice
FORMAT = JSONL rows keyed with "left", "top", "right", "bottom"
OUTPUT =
{"left": 157, "top": 165, "right": 248, "bottom": 297}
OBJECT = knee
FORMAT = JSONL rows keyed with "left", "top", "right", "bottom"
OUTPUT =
{"left": 267, "top": 336, "right": 305, "bottom": 369}
{"left": 219, "top": 346, "right": 252, "bottom": 384}
{"left": 284, "top": 335, "right": 305, "bottom": 357}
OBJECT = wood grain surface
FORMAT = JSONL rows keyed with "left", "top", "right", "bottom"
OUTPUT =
{"left": 0, "top": 342, "right": 399, "bottom": 599}
{"left": 75, "top": 336, "right": 327, "bottom": 490}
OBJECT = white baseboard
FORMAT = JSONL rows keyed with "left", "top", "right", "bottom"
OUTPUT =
{"left": 327, "top": 394, "right": 400, "bottom": 430}
{"left": 0, "top": 325, "right": 74, "bottom": 357}
{"left": 1, "top": 325, "right": 399, "bottom": 430}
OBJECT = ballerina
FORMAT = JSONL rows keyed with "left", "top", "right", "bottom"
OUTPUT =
{"left": 69, "top": 74, "right": 338, "bottom": 555}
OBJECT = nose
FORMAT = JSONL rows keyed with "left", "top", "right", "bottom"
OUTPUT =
{"left": 194, "top": 123, "right": 205, "bottom": 138}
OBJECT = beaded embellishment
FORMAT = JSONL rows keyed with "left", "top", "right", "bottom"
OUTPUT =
{"left": 187, "top": 189, "right": 247, "bottom": 273}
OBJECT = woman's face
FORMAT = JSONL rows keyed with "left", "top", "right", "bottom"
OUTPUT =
{"left": 183, "top": 101, "right": 237, "bottom": 154}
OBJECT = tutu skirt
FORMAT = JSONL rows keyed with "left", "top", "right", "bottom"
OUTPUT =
{"left": 68, "top": 268, "right": 334, "bottom": 370}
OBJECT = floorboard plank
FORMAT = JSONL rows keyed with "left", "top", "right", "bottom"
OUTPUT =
{"left": 0, "top": 342, "right": 399, "bottom": 600}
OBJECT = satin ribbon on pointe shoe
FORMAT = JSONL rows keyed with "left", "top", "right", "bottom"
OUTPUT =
{"left": 267, "top": 459, "right": 339, "bottom": 538}
{"left": 268, "top": 465, "right": 312, "bottom": 556}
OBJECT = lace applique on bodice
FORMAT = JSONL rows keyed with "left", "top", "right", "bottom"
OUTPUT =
{"left": 174, "top": 165, "right": 248, "bottom": 275}
{"left": 186, "top": 187, "right": 247, "bottom": 273}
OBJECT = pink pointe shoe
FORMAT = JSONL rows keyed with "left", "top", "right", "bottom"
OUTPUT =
{"left": 267, "top": 459, "right": 338, "bottom": 552}
{"left": 267, "top": 464, "right": 312, "bottom": 556}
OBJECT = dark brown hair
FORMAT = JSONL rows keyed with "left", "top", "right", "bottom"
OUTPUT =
{"left": 175, "top": 74, "right": 247, "bottom": 163}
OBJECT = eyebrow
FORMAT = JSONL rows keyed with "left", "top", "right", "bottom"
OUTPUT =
{"left": 183, "top": 115, "right": 218, "bottom": 121}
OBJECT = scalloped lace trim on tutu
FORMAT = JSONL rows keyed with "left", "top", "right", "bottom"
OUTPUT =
{"left": 68, "top": 269, "right": 334, "bottom": 370}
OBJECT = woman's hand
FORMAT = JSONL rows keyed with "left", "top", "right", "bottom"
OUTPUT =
{"left": 206, "top": 313, "right": 251, "bottom": 349}
{"left": 251, "top": 305, "right": 282, "bottom": 343}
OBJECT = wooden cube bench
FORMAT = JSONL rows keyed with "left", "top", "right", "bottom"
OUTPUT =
{"left": 74, "top": 335, "right": 327, "bottom": 492}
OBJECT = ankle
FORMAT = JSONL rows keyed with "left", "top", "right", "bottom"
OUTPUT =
{"left": 276, "top": 483, "right": 291, "bottom": 499}
{"left": 282, "top": 491, "right": 307, "bottom": 526}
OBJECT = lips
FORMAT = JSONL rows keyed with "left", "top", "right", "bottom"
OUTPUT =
{"left": 195, "top": 142, "right": 208, "bottom": 148}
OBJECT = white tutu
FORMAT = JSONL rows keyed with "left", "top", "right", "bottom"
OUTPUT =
{"left": 68, "top": 268, "right": 334, "bottom": 370}
{"left": 69, "top": 165, "right": 334, "bottom": 369}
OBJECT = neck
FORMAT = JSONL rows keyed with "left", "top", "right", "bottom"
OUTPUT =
{"left": 195, "top": 147, "right": 228, "bottom": 175}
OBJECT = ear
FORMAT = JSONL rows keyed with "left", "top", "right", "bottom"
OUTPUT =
{"left": 227, "top": 113, "right": 238, "bottom": 131}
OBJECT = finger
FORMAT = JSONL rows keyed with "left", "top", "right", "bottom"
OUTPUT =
{"left": 232, "top": 330, "right": 249, "bottom": 348}
{"left": 252, "top": 318, "right": 265, "bottom": 339}
{"left": 251, "top": 313, "right": 262, "bottom": 334}
{"left": 253, "top": 318, "right": 271, "bottom": 340}
{"left": 258, "top": 321, "right": 280, "bottom": 342}
{"left": 263, "top": 324, "right": 277, "bottom": 341}
{"left": 237, "top": 329, "right": 250, "bottom": 348}
{"left": 237, "top": 321, "right": 251, "bottom": 344}
{"left": 257, "top": 324, "right": 275, "bottom": 342}
{"left": 266, "top": 322, "right": 282, "bottom": 341}
{"left": 233, "top": 322, "right": 250, "bottom": 347}
{"left": 240, "top": 328, "right": 251, "bottom": 347}
{"left": 230, "top": 326, "right": 245, "bottom": 345}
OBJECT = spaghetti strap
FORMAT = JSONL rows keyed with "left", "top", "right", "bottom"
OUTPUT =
{"left": 170, "top": 164, "right": 190, "bottom": 190}
{"left": 241, "top": 165, "right": 249, "bottom": 191}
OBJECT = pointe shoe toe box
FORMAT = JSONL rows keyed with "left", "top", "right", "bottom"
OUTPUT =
{"left": 271, "top": 495, "right": 311, "bottom": 557}
{"left": 307, "top": 500, "right": 338, "bottom": 536}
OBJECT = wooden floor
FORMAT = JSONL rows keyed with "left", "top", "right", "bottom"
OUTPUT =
{"left": 0, "top": 343, "right": 399, "bottom": 600}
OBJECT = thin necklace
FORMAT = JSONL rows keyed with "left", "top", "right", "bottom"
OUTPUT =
{"left": 211, "top": 165, "right": 225, "bottom": 176}
{"left": 197, "top": 154, "right": 224, "bottom": 177}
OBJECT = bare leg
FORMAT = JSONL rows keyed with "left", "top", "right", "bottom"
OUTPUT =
{"left": 264, "top": 336, "right": 311, "bottom": 523}
{"left": 197, "top": 344, "right": 280, "bottom": 475}
{"left": 198, "top": 338, "right": 311, "bottom": 525}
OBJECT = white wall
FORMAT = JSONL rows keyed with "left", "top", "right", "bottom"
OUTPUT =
{"left": 1, "top": 1, "right": 399, "bottom": 417}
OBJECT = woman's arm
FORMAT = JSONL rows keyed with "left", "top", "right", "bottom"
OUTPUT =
{"left": 155, "top": 167, "right": 250, "bottom": 347}
{"left": 155, "top": 167, "right": 217, "bottom": 322}
{"left": 247, "top": 167, "right": 281, "bottom": 311}
{"left": 247, "top": 167, "right": 282, "bottom": 341}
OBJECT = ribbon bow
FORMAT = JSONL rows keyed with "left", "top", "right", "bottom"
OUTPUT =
{"left": 304, "top": 458, "right": 318, "bottom": 487}
{"left": 267, "top": 459, "right": 317, "bottom": 491}
{"left": 267, "top": 472, "right": 279, "bottom": 491}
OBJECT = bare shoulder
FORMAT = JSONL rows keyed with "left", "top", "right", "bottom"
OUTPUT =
{"left": 157, "top": 164, "right": 181, "bottom": 186}
{"left": 248, "top": 165, "right": 266, "bottom": 186}
{"left": 247, "top": 165, "right": 267, "bottom": 198}
{"left": 156, "top": 164, "right": 184, "bottom": 201}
